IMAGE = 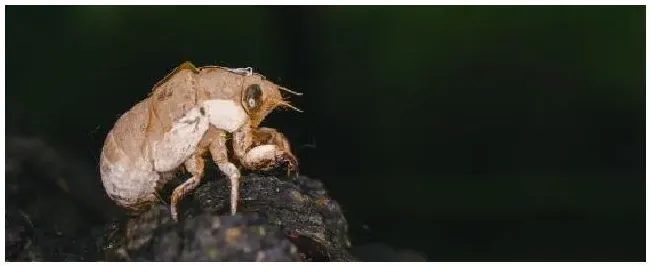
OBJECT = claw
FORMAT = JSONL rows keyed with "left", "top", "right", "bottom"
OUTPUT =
{"left": 277, "top": 152, "right": 299, "bottom": 177}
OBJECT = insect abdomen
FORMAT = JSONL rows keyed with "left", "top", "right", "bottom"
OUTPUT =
{"left": 99, "top": 131, "right": 160, "bottom": 212}
{"left": 99, "top": 100, "right": 160, "bottom": 212}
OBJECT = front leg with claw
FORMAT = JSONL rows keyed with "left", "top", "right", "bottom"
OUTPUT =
{"left": 234, "top": 123, "right": 298, "bottom": 174}
{"left": 251, "top": 127, "right": 299, "bottom": 175}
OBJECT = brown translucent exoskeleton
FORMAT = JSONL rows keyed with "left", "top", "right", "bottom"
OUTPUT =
{"left": 99, "top": 62, "right": 302, "bottom": 221}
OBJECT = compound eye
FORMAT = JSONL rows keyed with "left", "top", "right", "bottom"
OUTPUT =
{"left": 244, "top": 84, "right": 263, "bottom": 110}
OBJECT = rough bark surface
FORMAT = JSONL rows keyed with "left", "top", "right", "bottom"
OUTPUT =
{"left": 103, "top": 173, "right": 355, "bottom": 261}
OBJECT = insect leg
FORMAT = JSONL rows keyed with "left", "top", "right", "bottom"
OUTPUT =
{"left": 252, "top": 127, "right": 298, "bottom": 175}
{"left": 234, "top": 122, "right": 297, "bottom": 175}
{"left": 253, "top": 128, "right": 293, "bottom": 154}
{"left": 209, "top": 128, "right": 242, "bottom": 215}
{"left": 233, "top": 122, "right": 282, "bottom": 170}
{"left": 232, "top": 121, "right": 254, "bottom": 164}
{"left": 170, "top": 152, "right": 205, "bottom": 221}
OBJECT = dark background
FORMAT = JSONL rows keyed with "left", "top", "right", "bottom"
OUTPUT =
{"left": 6, "top": 5, "right": 646, "bottom": 261}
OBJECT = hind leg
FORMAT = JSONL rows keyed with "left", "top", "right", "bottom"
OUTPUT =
{"left": 169, "top": 153, "right": 205, "bottom": 221}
